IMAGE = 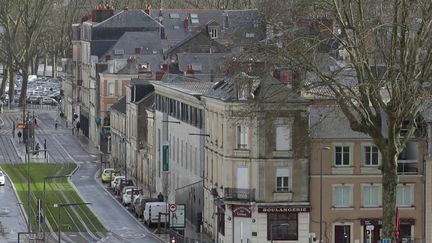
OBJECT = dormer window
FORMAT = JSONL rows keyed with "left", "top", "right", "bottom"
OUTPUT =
{"left": 209, "top": 27, "right": 218, "bottom": 39}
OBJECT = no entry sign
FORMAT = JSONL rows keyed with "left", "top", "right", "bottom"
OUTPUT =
{"left": 169, "top": 204, "right": 177, "bottom": 212}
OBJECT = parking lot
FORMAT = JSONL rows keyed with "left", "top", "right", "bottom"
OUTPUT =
{"left": 1, "top": 75, "right": 62, "bottom": 106}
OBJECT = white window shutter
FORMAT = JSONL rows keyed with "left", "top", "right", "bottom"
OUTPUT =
{"left": 276, "top": 125, "right": 291, "bottom": 150}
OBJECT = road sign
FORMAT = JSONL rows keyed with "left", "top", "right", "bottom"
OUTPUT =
{"left": 169, "top": 204, "right": 185, "bottom": 228}
{"left": 169, "top": 204, "right": 177, "bottom": 212}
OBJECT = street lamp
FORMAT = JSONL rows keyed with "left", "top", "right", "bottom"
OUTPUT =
{"left": 270, "top": 223, "right": 290, "bottom": 243}
{"left": 53, "top": 202, "right": 92, "bottom": 243}
{"left": 43, "top": 175, "right": 71, "bottom": 240}
{"left": 320, "top": 146, "right": 330, "bottom": 243}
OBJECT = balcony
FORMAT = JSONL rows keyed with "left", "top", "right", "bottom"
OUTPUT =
{"left": 224, "top": 188, "right": 255, "bottom": 201}
{"left": 397, "top": 160, "right": 418, "bottom": 175}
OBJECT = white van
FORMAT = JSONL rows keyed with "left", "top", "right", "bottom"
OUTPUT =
{"left": 143, "top": 202, "right": 168, "bottom": 226}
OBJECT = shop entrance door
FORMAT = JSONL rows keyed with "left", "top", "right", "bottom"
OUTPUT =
{"left": 335, "top": 225, "right": 351, "bottom": 243}
{"left": 233, "top": 217, "right": 251, "bottom": 243}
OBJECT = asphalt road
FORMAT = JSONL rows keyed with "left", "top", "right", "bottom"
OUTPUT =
{"left": 0, "top": 177, "right": 27, "bottom": 243}
{"left": 0, "top": 108, "right": 164, "bottom": 243}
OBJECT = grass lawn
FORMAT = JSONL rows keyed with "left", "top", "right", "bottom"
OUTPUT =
{"left": 1, "top": 163, "right": 106, "bottom": 233}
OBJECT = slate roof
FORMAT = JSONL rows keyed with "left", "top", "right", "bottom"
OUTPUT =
{"left": 101, "top": 31, "right": 168, "bottom": 61}
{"left": 154, "top": 74, "right": 214, "bottom": 96}
{"left": 110, "top": 96, "right": 127, "bottom": 114}
{"left": 94, "top": 10, "right": 162, "bottom": 29}
{"left": 116, "top": 55, "right": 163, "bottom": 74}
{"left": 220, "top": 9, "right": 265, "bottom": 45}
{"left": 177, "top": 53, "right": 233, "bottom": 81}
{"left": 91, "top": 40, "right": 118, "bottom": 58}
{"left": 309, "top": 106, "right": 370, "bottom": 139}
{"left": 205, "top": 73, "right": 306, "bottom": 103}
{"left": 150, "top": 9, "right": 223, "bottom": 44}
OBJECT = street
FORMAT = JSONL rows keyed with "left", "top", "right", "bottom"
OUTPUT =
{"left": 0, "top": 108, "right": 163, "bottom": 243}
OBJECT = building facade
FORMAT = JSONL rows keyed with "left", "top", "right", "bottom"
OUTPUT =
{"left": 201, "top": 74, "right": 311, "bottom": 243}
{"left": 309, "top": 106, "right": 426, "bottom": 243}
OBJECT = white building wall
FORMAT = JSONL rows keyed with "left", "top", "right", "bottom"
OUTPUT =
{"left": 154, "top": 109, "right": 202, "bottom": 203}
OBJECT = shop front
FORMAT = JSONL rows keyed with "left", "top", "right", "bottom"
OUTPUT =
{"left": 360, "top": 218, "right": 415, "bottom": 243}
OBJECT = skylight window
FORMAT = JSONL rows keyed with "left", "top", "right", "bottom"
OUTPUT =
{"left": 191, "top": 18, "right": 199, "bottom": 24}
{"left": 170, "top": 13, "right": 180, "bottom": 18}
{"left": 190, "top": 13, "right": 198, "bottom": 18}
{"left": 191, "top": 63, "right": 202, "bottom": 71}
{"left": 114, "top": 49, "right": 124, "bottom": 55}
{"left": 174, "top": 25, "right": 180, "bottom": 29}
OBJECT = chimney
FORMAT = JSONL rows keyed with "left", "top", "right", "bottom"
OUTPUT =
{"left": 144, "top": 4, "right": 151, "bottom": 15}
{"left": 134, "top": 48, "right": 141, "bottom": 54}
{"left": 162, "top": 64, "right": 169, "bottom": 72}
{"left": 127, "top": 56, "right": 136, "bottom": 64}
{"left": 273, "top": 69, "right": 281, "bottom": 80}
{"left": 91, "top": 4, "right": 114, "bottom": 22}
{"left": 158, "top": 10, "right": 163, "bottom": 23}
{"left": 184, "top": 17, "right": 189, "bottom": 30}
{"left": 185, "top": 64, "right": 194, "bottom": 78}
{"left": 283, "top": 71, "right": 292, "bottom": 85}
{"left": 105, "top": 55, "right": 112, "bottom": 61}
{"left": 156, "top": 71, "right": 165, "bottom": 80}
{"left": 160, "top": 27, "right": 166, "bottom": 39}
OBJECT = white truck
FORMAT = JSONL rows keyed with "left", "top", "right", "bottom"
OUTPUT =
{"left": 143, "top": 202, "right": 168, "bottom": 226}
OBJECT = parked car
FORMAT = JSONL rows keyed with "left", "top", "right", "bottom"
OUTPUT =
{"left": 144, "top": 202, "right": 168, "bottom": 226}
{"left": 101, "top": 168, "right": 117, "bottom": 183}
{"left": 132, "top": 196, "right": 159, "bottom": 218}
{"left": 0, "top": 170, "right": 5, "bottom": 186}
{"left": 110, "top": 175, "right": 125, "bottom": 189}
{"left": 40, "top": 97, "right": 58, "bottom": 105}
{"left": 121, "top": 188, "right": 141, "bottom": 206}
{"left": 120, "top": 185, "right": 136, "bottom": 199}
{"left": 27, "top": 96, "right": 42, "bottom": 104}
{"left": 115, "top": 179, "right": 134, "bottom": 196}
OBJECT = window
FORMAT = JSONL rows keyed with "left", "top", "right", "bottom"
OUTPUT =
{"left": 209, "top": 27, "right": 218, "bottom": 39}
{"left": 362, "top": 184, "right": 381, "bottom": 207}
{"left": 275, "top": 125, "right": 291, "bottom": 150}
{"left": 267, "top": 213, "right": 298, "bottom": 241}
{"left": 364, "top": 145, "right": 379, "bottom": 165}
{"left": 107, "top": 82, "right": 115, "bottom": 96}
{"left": 333, "top": 184, "right": 353, "bottom": 207}
{"left": 335, "top": 146, "right": 350, "bottom": 166}
{"left": 397, "top": 184, "right": 413, "bottom": 207}
{"left": 276, "top": 167, "right": 290, "bottom": 192}
{"left": 236, "top": 125, "right": 248, "bottom": 149}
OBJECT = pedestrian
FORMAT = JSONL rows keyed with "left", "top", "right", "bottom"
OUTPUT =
{"left": 34, "top": 117, "right": 37, "bottom": 126}
{"left": 157, "top": 192, "right": 164, "bottom": 202}
{"left": 55, "top": 119, "right": 58, "bottom": 129}
{"left": 12, "top": 121, "right": 15, "bottom": 138}
{"left": 34, "top": 143, "right": 40, "bottom": 155}
{"left": 17, "top": 131, "right": 22, "bottom": 143}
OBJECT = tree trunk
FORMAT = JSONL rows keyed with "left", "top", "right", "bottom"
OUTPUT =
{"left": 52, "top": 54, "right": 57, "bottom": 78}
{"left": 0, "top": 67, "right": 8, "bottom": 96}
{"left": 8, "top": 71, "right": 15, "bottom": 106}
{"left": 19, "top": 68, "right": 29, "bottom": 107}
{"left": 43, "top": 55, "right": 47, "bottom": 77}
{"left": 381, "top": 146, "right": 399, "bottom": 239}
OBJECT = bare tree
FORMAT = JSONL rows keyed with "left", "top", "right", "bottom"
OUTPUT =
{"left": 245, "top": 0, "right": 432, "bottom": 239}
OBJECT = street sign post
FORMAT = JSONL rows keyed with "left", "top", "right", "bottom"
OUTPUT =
{"left": 169, "top": 204, "right": 185, "bottom": 228}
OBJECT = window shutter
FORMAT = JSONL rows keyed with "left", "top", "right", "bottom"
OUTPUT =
{"left": 276, "top": 125, "right": 291, "bottom": 150}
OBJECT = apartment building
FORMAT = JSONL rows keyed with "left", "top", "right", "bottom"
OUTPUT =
{"left": 124, "top": 79, "right": 154, "bottom": 189}
{"left": 152, "top": 75, "right": 214, "bottom": 231}
{"left": 201, "top": 74, "right": 311, "bottom": 243}
{"left": 309, "top": 106, "right": 426, "bottom": 243}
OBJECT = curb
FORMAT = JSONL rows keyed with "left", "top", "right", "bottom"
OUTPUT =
{"left": 93, "top": 170, "right": 166, "bottom": 243}
{"left": 0, "top": 169, "right": 29, "bottom": 232}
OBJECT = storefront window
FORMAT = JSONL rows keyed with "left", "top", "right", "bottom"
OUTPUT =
{"left": 267, "top": 213, "right": 298, "bottom": 241}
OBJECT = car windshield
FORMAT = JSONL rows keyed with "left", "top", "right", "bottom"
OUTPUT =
{"left": 0, "top": 171, "right": 3, "bottom": 176}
